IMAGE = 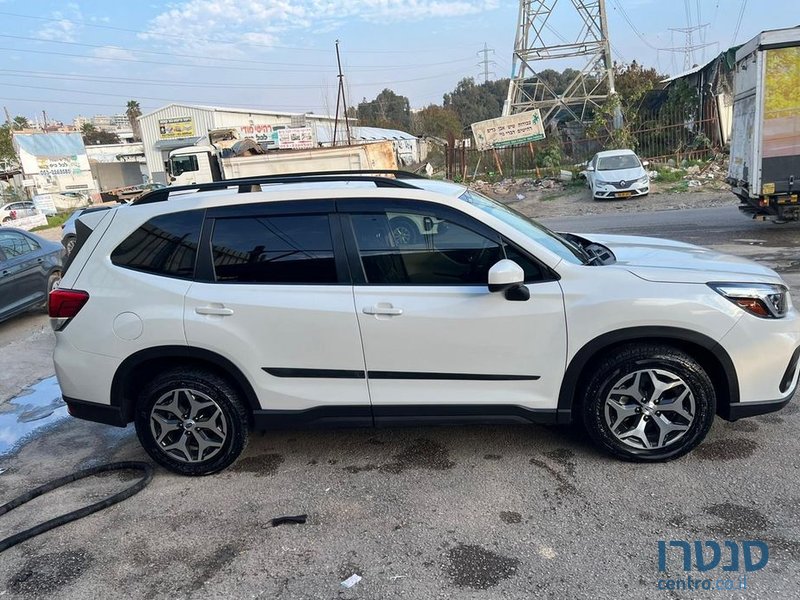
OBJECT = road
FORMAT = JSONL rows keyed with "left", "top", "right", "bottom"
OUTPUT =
{"left": 0, "top": 208, "right": 798, "bottom": 599}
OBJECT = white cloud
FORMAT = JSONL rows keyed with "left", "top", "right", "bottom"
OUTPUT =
{"left": 141, "top": 0, "right": 500, "bottom": 49}
{"left": 37, "top": 4, "right": 85, "bottom": 43}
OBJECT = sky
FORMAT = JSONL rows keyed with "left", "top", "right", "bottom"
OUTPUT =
{"left": 0, "top": 0, "right": 793, "bottom": 124}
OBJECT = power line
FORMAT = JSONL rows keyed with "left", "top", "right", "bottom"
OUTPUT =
{"left": 731, "top": 0, "right": 748, "bottom": 46}
{"left": 0, "top": 33, "right": 476, "bottom": 71}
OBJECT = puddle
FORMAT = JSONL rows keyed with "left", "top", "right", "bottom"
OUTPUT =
{"left": 0, "top": 376, "right": 68, "bottom": 456}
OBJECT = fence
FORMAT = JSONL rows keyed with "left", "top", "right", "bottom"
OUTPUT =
{"left": 445, "top": 100, "right": 721, "bottom": 180}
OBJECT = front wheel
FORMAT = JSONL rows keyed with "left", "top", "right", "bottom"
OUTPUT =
{"left": 40, "top": 271, "right": 61, "bottom": 313}
{"left": 135, "top": 368, "right": 249, "bottom": 475}
{"left": 581, "top": 344, "right": 715, "bottom": 461}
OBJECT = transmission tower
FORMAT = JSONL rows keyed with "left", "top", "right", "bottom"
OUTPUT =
{"left": 668, "top": 24, "right": 714, "bottom": 70}
{"left": 477, "top": 43, "right": 497, "bottom": 83}
{"left": 503, "top": 0, "right": 615, "bottom": 124}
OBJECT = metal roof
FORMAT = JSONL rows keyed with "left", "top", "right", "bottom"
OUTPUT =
{"left": 12, "top": 132, "right": 85, "bottom": 157}
{"left": 315, "top": 125, "right": 417, "bottom": 145}
{"left": 139, "top": 102, "right": 337, "bottom": 121}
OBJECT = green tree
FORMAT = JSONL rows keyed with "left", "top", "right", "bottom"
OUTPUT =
{"left": 81, "top": 123, "right": 121, "bottom": 145}
{"left": 0, "top": 124, "right": 17, "bottom": 163}
{"left": 442, "top": 77, "right": 510, "bottom": 128}
{"left": 411, "top": 105, "right": 462, "bottom": 139}
{"left": 11, "top": 115, "right": 29, "bottom": 130}
{"left": 356, "top": 89, "right": 412, "bottom": 131}
{"left": 126, "top": 99, "right": 142, "bottom": 141}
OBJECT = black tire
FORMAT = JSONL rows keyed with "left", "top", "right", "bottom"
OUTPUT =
{"left": 581, "top": 343, "right": 715, "bottom": 462}
{"left": 389, "top": 216, "right": 420, "bottom": 245}
{"left": 64, "top": 235, "right": 76, "bottom": 255}
{"left": 134, "top": 368, "right": 249, "bottom": 476}
{"left": 40, "top": 271, "right": 61, "bottom": 313}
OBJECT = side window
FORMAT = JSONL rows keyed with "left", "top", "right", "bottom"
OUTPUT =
{"left": 111, "top": 210, "right": 203, "bottom": 279}
{"left": 350, "top": 208, "right": 544, "bottom": 285}
{"left": 0, "top": 231, "right": 36, "bottom": 257}
{"left": 170, "top": 155, "right": 198, "bottom": 176}
{"left": 211, "top": 215, "right": 337, "bottom": 284}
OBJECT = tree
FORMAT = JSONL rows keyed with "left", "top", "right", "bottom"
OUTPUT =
{"left": 356, "top": 89, "right": 412, "bottom": 131}
{"left": 11, "top": 116, "right": 29, "bottom": 130}
{"left": 81, "top": 123, "right": 120, "bottom": 145}
{"left": 411, "top": 105, "right": 462, "bottom": 139}
{"left": 0, "top": 124, "right": 16, "bottom": 163}
{"left": 613, "top": 61, "right": 668, "bottom": 108}
{"left": 442, "top": 77, "right": 509, "bottom": 128}
{"left": 126, "top": 100, "right": 142, "bottom": 141}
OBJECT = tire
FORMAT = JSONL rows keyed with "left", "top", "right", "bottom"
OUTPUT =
{"left": 40, "top": 271, "right": 61, "bottom": 313}
{"left": 64, "top": 236, "right": 76, "bottom": 255}
{"left": 134, "top": 368, "right": 249, "bottom": 476}
{"left": 389, "top": 216, "right": 420, "bottom": 245}
{"left": 581, "top": 343, "right": 715, "bottom": 462}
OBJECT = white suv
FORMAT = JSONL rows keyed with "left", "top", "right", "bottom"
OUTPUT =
{"left": 50, "top": 172, "right": 800, "bottom": 475}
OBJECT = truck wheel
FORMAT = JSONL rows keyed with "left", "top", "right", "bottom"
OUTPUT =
{"left": 581, "top": 343, "right": 715, "bottom": 462}
{"left": 134, "top": 368, "right": 249, "bottom": 476}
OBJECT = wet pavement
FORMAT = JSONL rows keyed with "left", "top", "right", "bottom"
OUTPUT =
{"left": 0, "top": 377, "right": 67, "bottom": 457}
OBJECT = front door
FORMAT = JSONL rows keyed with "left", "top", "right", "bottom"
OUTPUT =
{"left": 340, "top": 199, "right": 567, "bottom": 420}
{"left": 184, "top": 203, "right": 370, "bottom": 421}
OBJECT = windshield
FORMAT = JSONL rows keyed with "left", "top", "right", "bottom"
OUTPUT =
{"left": 596, "top": 154, "right": 641, "bottom": 171}
{"left": 459, "top": 189, "right": 588, "bottom": 264}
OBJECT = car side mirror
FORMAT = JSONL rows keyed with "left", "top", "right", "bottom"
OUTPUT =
{"left": 585, "top": 165, "right": 595, "bottom": 172}
{"left": 642, "top": 160, "right": 649, "bottom": 167}
{"left": 488, "top": 259, "right": 530, "bottom": 301}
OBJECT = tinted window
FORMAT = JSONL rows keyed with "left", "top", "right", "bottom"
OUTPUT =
{"left": 111, "top": 210, "right": 202, "bottom": 279}
{"left": 350, "top": 209, "right": 543, "bottom": 285}
{"left": 170, "top": 155, "right": 198, "bottom": 176}
{"left": 0, "top": 231, "right": 37, "bottom": 257}
{"left": 211, "top": 215, "right": 337, "bottom": 284}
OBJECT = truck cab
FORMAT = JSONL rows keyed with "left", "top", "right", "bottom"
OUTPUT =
{"left": 167, "top": 145, "right": 219, "bottom": 186}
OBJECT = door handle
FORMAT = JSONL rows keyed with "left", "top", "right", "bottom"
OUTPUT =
{"left": 362, "top": 304, "right": 403, "bottom": 316}
{"left": 195, "top": 306, "right": 234, "bottom": 316}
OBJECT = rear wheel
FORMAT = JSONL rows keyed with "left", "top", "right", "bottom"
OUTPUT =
{"left": 581, "top": 344, "right": 715, "bottom": 461}
{"left": 389, "top": 216, "right": 420, "bottom": 245}
{"left": 134, "top": 368, "right": 249, "bottom": 475}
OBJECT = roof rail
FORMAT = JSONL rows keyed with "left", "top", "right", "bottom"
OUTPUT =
{"left": 132, "top": 170, "right": 428, "bottom": 205}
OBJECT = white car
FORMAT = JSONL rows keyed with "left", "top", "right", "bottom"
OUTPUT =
{"left": 50, "top": 172, "right": 799, "bottom": 475}
{"left": 0, "top": 201, "right": 38, "bottom": 223}
{"left": 583, "top": 149, "right": 650, "bottom": 200}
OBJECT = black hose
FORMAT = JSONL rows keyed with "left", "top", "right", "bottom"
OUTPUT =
{"left": 0, "top": 461, "right": 154, "bottom": 553}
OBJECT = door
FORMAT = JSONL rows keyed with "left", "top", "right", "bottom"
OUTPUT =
{"left": 0, "top": 230, "right": 46, "bottom": 318}
{"left": 340, "top": 199, "right": 567, "bottom": 418}
{"left": 183, "top": 203, "right": 371, "bottom": 420}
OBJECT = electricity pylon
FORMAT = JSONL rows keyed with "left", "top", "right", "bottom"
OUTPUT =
{"left": 503, "top": 0, "right": 616, "bottom": 124}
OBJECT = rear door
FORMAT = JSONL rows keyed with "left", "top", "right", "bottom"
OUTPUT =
{"left": 340, "top": 198, "right": 567, "bottom": 420}
{"left": 0, "top": 230, "right": 46, "bottom": 316}
{"left": 184, "top": 201, "right": 371, "bottom": 422}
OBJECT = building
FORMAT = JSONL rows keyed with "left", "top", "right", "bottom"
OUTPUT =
{"left": 12, "top": 132, "right": 94, "bottom": 198}
{"left": 138, "top": 104, "right": 340, "bottom": 184}
{"left": 315, "top": 125, "right": 422, "bottom": 165}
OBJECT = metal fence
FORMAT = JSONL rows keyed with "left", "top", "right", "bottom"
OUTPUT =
{"left": 445, "top": 101, "right": 721, "bottom": 180}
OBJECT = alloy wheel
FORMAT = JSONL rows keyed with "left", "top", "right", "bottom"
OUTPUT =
{"left": 149, "top": 388, "right": 228, "bottom": 463}
{"left": 603, "top": 368, "right": 695, "bottom": 450}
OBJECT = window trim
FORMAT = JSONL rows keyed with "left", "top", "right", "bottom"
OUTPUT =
{"left": 338, "top": 197, "right": 558, "bottom": 287}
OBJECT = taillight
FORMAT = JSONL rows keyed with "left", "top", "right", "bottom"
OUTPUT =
{"left": 49, "top": 289, "right": 90, "bottom": 318}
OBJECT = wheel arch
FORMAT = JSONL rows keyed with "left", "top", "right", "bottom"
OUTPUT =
{"left": 111, "top": 346, "right": 260, "bottom": 425}
{"left": 557, "top": 327, "right": 739, "bottom": 423}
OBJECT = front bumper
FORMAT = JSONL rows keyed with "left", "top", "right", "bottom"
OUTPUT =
{"left": 593, "top": 184, "right": 649, "bottom": 199}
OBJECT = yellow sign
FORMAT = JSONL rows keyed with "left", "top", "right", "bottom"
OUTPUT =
{"left": 158, "top": 117, "right": 195, "bottom": 140}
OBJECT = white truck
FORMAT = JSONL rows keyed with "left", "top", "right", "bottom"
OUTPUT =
{"left": 167, "top": 129, "right": 398, "bottom": 186}
{"left": 728, "top": 27, "right": 800, "bottom": 220}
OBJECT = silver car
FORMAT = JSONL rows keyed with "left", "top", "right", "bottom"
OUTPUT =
{"left": 582, "top": 149, "right": 650, "bottom": 200}
{"left": 0, "top": 201, "right": 38, "bottom": 223}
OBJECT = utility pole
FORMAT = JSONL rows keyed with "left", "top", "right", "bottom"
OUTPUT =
{"left": 332, "top": 39, "right": 352, "bottom": 147}
{"left": 42, "top": 110, "right": 48, "bottom": 131}
{"left": 503, "top": 0, "right": 616, "bottom": 125}
{"left": 477, "top": 43, "right": 496, "bottom": 83}
{"left": 3, "top": 106, "right": 11, "bottom": 127}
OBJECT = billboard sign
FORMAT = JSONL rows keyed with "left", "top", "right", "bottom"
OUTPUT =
{"left": 277, "top": 127, "right": 315, "bottom": 150}
{"left": 471, "top": 110, "right": 546, "bottom": 151}
{"left": 37, "top": 156, "right": 82, "bottom": 177}
{"left": 158, "top": 117, "right": 195, "bottom": 140}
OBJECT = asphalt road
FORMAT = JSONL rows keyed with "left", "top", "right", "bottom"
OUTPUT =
{"left": 0, "top": 207, "right": 798, "bottom": 599}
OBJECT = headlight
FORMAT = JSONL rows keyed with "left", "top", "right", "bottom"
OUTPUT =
{"left": 709, "top": 282, "right": 790, "bottom": 318}
{"left": 636, "top": 175, "right": 649, "bottom": 185}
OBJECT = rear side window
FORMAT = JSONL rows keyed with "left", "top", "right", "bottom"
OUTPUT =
{"left": 211, "top": 215, "right": 337, "bottom": 284}
{"left": 111, "top": 210, "right": 203, "bottom": 279}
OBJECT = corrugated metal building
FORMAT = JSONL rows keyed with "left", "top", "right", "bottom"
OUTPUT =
{"left": 139, "top": 103, "right": 339, "bottom": 183}
{"left": 315, "top": 125, "right": 421, "bottom": 165}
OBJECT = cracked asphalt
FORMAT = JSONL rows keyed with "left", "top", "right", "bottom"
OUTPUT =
{"left": 0, "top": 204, "right": 798, "bottom": 599}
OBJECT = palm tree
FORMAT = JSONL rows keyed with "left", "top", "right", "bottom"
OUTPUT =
{"left": 11, "top": 116, "right": 29, "bottom": 130}
{"left": 126, "top": 100, "right": 142, "bottom": 141}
